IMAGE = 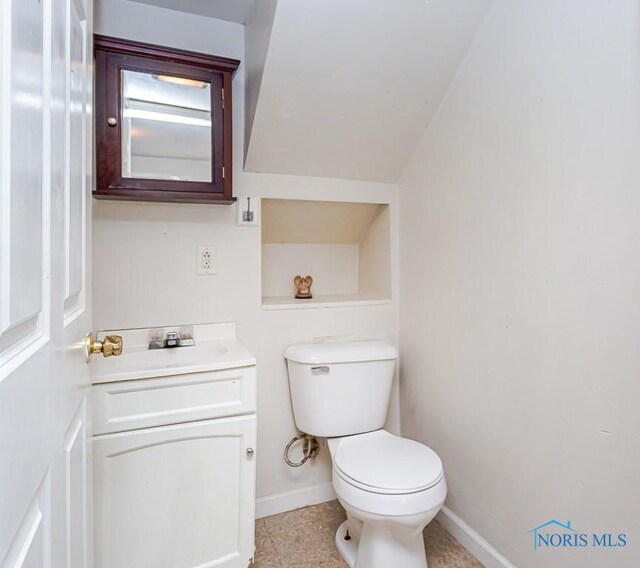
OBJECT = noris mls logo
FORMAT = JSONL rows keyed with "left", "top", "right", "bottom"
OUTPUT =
{"left": 529, "top": 519, "right": 627, "bottom": 550}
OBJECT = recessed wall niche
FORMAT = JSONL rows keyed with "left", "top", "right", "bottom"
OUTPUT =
{"left": 261, "top": 199, "right": 391, "bottom": 309}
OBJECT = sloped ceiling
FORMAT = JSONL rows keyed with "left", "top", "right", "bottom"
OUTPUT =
{"left": 245, "top": 0, "right": 494, "bottom": 183}
{"left": 128, "top": 0, "right": 256, "bottom": 23}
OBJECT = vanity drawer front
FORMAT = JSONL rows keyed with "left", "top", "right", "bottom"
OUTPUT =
{"left": 93, "top": 366, "right": 256, "bottom": 435}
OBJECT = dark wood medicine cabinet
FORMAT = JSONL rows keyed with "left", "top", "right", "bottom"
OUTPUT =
{"left": 94, "top": 35, "right": 240, "bottom": 204}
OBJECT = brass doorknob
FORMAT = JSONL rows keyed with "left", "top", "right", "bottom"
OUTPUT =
{"left": 85, "top": 333, "right": 123, "bottom": 362}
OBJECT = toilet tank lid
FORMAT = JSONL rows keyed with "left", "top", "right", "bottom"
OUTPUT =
{"left": 284, "top": 341, "right": 398, "bottom": 364}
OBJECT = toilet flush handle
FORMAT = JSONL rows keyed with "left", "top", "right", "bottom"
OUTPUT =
{"left": 311, "top": 366, "right": 330, "bottom": 374}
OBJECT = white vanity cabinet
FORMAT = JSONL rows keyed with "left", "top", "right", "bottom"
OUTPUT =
{"left": 91, "top": 327, "right": 257, "bottom": 568}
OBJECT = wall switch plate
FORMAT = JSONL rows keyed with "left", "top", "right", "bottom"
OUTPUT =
{"left": 236, "top": 196, "right": 260, "bottom": 226}
{"left": 197, "top": 246, "right": 216, "bottom": 275}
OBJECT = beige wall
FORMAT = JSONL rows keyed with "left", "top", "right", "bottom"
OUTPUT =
{"left": 93, "top": 0, "right": 399, "bottom": 506}
{"left": 399, "top": 1, "right": 639, "bottom": 567}
{"left": 262, "top": 244, "right": 359, "bottom": 298}
{"left": 359, "top": 205, "right": 391, "bottom": 298}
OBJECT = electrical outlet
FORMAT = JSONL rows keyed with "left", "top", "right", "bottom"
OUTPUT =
{"left": 197, "top": 246, "right": 216, "bottom": 275}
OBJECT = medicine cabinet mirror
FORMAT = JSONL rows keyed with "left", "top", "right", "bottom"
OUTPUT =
{"left": 94, "top": 35, "right": 240, "bottom": 204}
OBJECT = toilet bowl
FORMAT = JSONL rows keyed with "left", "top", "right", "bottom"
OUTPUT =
{"left": 328, "top": 430, "right": 447, "bottom": 568}
{"left": 284, "top": 340, "right": 447, "bottom": 568}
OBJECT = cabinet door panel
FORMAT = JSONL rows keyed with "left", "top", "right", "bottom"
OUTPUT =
{"left": 93, "top": 415, "right": 256, "bottom": 568}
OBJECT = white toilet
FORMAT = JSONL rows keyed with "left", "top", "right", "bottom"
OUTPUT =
{"left": 284, "top": 341, "right": 447, "bottom": 568}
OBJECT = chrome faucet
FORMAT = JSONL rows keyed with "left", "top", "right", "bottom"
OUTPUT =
{"left": 149, "top": 327, "right": 195, "bottom": 349}
{"left": 165, "top": 331, "right": 178, "bottom": 347}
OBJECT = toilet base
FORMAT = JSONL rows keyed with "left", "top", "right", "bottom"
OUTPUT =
{"left": 335, "top": 521, "right": 358, "bottom": 568}
{"left": 335, "top": 518, "right": 429, "bottom": 568}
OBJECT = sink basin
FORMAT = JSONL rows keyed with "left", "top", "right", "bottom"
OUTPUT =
{"left": 90, "top": 323, "right": 255, "bottom": 384}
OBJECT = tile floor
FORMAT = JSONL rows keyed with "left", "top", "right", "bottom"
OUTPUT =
{"left": 252, "top": 500, "right": 484, "bottom": 568}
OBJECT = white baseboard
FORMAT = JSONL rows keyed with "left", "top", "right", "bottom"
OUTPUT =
{"left": 255, "top": 482, "right": 337, "bottom": 519}
{"left": 437, "top": 506, "right": 517, "bottom": 568}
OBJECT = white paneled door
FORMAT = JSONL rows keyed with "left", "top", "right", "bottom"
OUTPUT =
{"left": 0, "top": 0, "right": 93, "bottom": 567}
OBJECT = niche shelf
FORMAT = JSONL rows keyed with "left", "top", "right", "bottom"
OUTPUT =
{"left": 261, "top": 199, "right": 391, "bottom": 310}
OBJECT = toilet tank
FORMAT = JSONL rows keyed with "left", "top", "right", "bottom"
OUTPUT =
{"left": 284, "top": 341, "right": 398, "bottom": 437}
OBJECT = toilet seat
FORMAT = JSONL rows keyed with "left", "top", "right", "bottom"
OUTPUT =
{"left": 331, "top": 430, "right": 443, "bottom": 495}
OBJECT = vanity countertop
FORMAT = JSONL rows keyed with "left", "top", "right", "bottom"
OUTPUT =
{"left": 90, "top": 322, "right": 256, "bottom": 384}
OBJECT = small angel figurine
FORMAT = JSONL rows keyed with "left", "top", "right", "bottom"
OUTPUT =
{"left": 294, "top": 275, "right": 313, "bottom": 299}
